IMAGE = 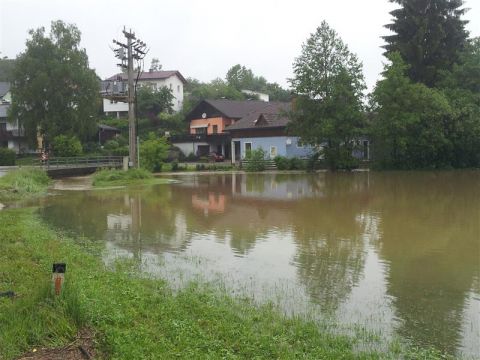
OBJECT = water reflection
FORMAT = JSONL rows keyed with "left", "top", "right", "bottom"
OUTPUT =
{"left": 38, "top": 171, "right": 480, "bottom": 357}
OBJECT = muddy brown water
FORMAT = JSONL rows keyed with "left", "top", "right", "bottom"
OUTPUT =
{"left": 34, "top": 171, "right": 479, "bottom": 357}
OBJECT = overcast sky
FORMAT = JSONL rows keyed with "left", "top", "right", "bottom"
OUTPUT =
{"left": 1, "top": 0, "right": 479, "bottom": 91}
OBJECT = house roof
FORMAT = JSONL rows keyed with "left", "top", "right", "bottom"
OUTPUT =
{"left": 0, "top": 82, "right": 10, "bottom": 98}
{"left": 226, "top": 102, "right": 291, "bottom": 131}
{"left": 98, "top": 124, "right": 120, "bottom": 132}
{"left": 106, "top": 70, "right": 187, "bottom": 84}
{"left": 187, "top": 99, "right": 272, "bottom": 122}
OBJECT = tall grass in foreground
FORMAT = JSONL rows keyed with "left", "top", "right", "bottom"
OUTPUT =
{"left": 0, "top": 209, "right": 456, "bottom": 359}
{"left": 0, "top": 168, "right": 50, "bottom": 202}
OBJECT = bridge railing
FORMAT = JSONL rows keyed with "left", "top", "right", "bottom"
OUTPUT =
{"left": 39, "top": 156, "right": 124, "bottom": 169}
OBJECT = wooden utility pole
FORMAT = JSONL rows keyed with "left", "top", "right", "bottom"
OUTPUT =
{"left": 111, "top": 27, "right": 147, "bottom": 168}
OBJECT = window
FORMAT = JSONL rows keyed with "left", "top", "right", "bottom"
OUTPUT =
{"left": 177, "top": 85, "right": 180, "bottom": 93}
{"left": 195, "top": 127, "right": 207, "bottom": 135}
{"left": 270, "top": 146, "right": 277, "bottom": 158}
{"left": 244, "top": 142, "right": 252, "bottom": 156}
{"left": 169, "top": 83, "right": 172, "bottom": 90}
{"left": 212, "top": 125, "right": 218, "bottom": 134}
{"left": 0, "top": 122, "right": 6, "bottom": 131}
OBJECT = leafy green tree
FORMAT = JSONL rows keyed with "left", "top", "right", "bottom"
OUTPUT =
{"left": 383, "top": 0, "right": 469, "bottom": 86}
{"left": 52, "top": 135, "right": 83, "bottom": 157}
{"left": 437, "top": 38, "right": 480, "bottom": 167}
{"left": 226, "top": 64, "right": 256, "bottom": 90}
{"left": 289, "top": 21, "right": 366, "bottom": 170}
{"left": 9, "top": 20, "right": 99, "bottom": 147}
{"left": 371, "top": 53, "right": 453, "bottom": 168}
{"left": 0, "top": 58, "right": 15, "bottom": 81}
{"left": 226, "top": 64, "right": 291, "bottom": 101}
{"left": 136, "top": 85, "right": 174, "bottom": 118}
{"left": 139, "top": 132, "right": 169, "bottom": 172}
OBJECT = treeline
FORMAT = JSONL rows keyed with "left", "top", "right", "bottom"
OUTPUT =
{"left": 289, "top": 0, "right": 480, "bottom": 170}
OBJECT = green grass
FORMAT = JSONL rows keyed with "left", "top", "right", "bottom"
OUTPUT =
{"left": 0, "top": 208, "right": 455, "bottom": 359}
{"left": 0, "top": 168, "right": 50, "bottom": 202}
{"left": 92, "top": 168, "right": 171, "bottom": 187}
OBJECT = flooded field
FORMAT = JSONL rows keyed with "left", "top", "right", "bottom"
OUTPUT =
{"left": 37, "top": 171, "right": 479, "bottom": 357}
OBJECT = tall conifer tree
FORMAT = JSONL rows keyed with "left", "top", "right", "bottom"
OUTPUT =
{"left": 383, "top": 0, "right": 469, "bottom": 86}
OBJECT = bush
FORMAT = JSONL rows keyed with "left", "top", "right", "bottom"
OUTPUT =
{"left": 186, "top": 152, "right": 197, "bottom": 162}
{"left": 171, "top": 160, "right": 179, "bottom": 171}
{"left": 92, "top": 168, "right": 152, "bottom": 186}
{"left": 196, "top": 164, "right": 206, "bottom": 171}
{"left": 307, "top": 152, "right": 321, "bottom": 172}
{"left": 274, "top": 156, "right": 289, "bottom": 170}
{"left": 52, "top": 135, "right": 82, "bottom": 157}
{"left": 244, "top": 148, "right": 266, "bottom": 172}
{"left": 139, "top": 133, "right": 169, "bottom": 172}
{"left": 288, "top": 157, "right": 305, "bottom": 170}
{"left": 0, "top": 148, "right": 15, "bottom": 166}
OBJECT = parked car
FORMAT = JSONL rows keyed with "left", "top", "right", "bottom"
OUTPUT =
{"left": 209, "top": 152, "right": 224, "bottom": 162}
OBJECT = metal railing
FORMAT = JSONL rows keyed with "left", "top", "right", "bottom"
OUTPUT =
{"left": 39, "top": 156, "right": 123, "bottom": 169}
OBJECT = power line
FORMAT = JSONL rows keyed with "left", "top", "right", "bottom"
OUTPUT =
{"left": 111, "top": 27, "right": 148, "bottom": 168}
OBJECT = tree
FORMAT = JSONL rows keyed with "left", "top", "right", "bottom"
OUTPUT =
{"left": 226, "top": 64, "right": 255, "bottom": 90}
{"left": 371, "top": 53, "right": 453, "bottom": 169}
{"left": 52, "top": 134, "right": 82, "bottom": 157}
{"left": 289, "top": 21, "right": 366, "bottom": 170}
{"left": 136, "top": 85, "right": 174, "bottom": 118}
{"left": 9, "top": 20, "right": 100, "bottom": 147}
{"left": 0, "top": 58, "right": 15, "bottom": 81}
{"left": 140, "top": 132, "right": 169, "bottom": 172}
{"left": 383, "top": 0, "right": 469, "bottom": 87}
{"left": 149, "top": 58, "right": 161, "bottom": 72}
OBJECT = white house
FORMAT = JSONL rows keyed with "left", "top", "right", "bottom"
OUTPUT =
{"left": 102, "top": 70, "right": 186, "bottom": 118}
{"left": 0, "top": 82, "right": 31, "bottom": 154}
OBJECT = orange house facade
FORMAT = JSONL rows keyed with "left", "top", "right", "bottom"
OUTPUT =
{"left": 189, "top": 117, "right": 233, "bottom": 136}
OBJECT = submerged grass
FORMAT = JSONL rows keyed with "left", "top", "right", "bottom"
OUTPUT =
{"left": 0, "top": 208, "right": 454, "bottom": 359}
{"left": 0, "top": 168, "right": 50, "bottom": 202}
{"left": 92, "top": 168, "right": 171, "bottom": 187}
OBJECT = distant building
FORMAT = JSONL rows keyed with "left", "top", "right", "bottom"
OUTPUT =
{"left": 0, "top": 82, "right": 31, "bottom": 154}
{"left": 101, "top": 70, "right": 187, "bottom": 118}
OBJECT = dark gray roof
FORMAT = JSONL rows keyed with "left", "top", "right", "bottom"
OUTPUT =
{"left": 0, "top": 82, "right": 10, "bottom": 98}
{"left": 106, "top": 70, "right": 187, "bottom": 84}
{"left": 226, "top": 102, "right": 291, "bottom": 131}
{"left": 98, "top": 124, "right": 120, "bottom": 131}
{"left": 202, "top": 99, "right": 272, "bottom": 119}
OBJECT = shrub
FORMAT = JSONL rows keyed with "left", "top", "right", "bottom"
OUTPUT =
{"left": 186, "top": 152, "right": 197, "bottom": 162}
{"left": 244, "top": 148, "right": 266, "bottom": 172}
{"left": 307, "top": 152, "right": 321, "bottom": 172}
{"left": 288, "top": 157, "right": 305, "bottom": 170}
{"left": 0, "top": 148, "right": 15, "bottom": 166}
{"left": 171, "top": 160, "right": 179, "bottom": 171}
{"left": 139, "top": 133, "right": 169, "bottom": 172}
{"left": 92, "top": 168, "right": 152, "bottom": 186}
{"left": 52, "top": 135, "right": 82, "bottom": 157}
{"left": 196, "top": 164, "right": 206, "bottom": 171}
{"left": 274, "top": 156, "right": 289, "bottom": 170}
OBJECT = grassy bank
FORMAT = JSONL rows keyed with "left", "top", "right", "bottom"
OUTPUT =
{"left": 0, "top": 209, "right": 453, "bottom": 359}
{"left": 0, "top": 168, "right": 50, "bottom": 202}
{"left": 92, "top": 168, "right": 171, "bottom": 187}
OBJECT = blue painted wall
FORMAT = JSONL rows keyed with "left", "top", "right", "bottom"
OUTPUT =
{"left": 234, "top": 136, "right": 314, "bottom": 159}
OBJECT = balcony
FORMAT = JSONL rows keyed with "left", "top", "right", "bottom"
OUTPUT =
{"left": 170, "top": 133, "right": 230, "bottom": 143}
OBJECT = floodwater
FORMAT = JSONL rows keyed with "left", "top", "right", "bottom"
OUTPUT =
{"left": 37, "top": 171, "right": 479, "bottom": 357}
